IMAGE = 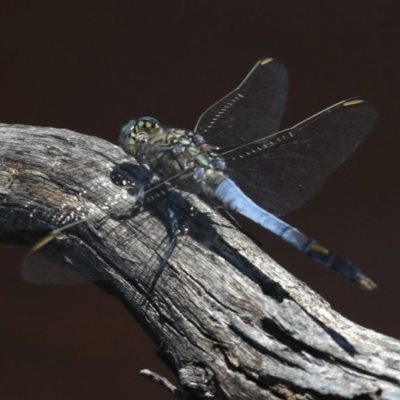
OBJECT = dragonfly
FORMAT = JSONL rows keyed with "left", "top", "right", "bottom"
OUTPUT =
{"left": 25, "top": 56, "right": 377, "bottom": 289}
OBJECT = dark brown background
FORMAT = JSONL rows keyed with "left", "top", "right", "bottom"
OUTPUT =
{"left": 1, "top": 1, "right": 399, "bottom": 399}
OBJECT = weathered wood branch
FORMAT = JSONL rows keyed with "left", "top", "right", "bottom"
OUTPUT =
{"left": 1, "top": 123, "right": 399, "bottom": 400}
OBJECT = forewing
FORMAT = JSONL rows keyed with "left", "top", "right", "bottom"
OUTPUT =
{"left": 20, "top": 142, "right": 149, "bottom": 284}
{"left": 195, "top": 57, "right": 288, "bottom": 147}
{"left": 21, "top": 251, "right": 89, "bottom": 284}
{"left": 221, "top": 99, "right": 377, "bottom": 216}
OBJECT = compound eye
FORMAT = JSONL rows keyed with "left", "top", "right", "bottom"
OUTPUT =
{"left": 121, "top": 120, "right": 137, "bottom": 138}
{"left": 135, "top": 116, "right": 160, "bottom": 133}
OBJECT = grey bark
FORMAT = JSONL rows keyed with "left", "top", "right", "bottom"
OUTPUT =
{"left": 0, "top": 123, "right": 399, "bottom": 400}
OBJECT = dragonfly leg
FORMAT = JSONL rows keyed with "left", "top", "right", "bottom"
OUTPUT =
{"left": 140, "top": 199, "right": 190, "bottom": 304}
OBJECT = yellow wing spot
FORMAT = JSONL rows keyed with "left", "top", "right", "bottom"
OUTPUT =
{"left": 343, "top": 99, "right": 364, "bottom": 106}
{"left": 145, "top": 122, "right": 153, "bottom": 128}
{"left": 260, "top": 57, "right": 274, "bottom": 65}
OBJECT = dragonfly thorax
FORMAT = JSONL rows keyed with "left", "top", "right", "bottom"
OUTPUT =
{"left": 120, "top": 117, "right": 227, "bottom": 196}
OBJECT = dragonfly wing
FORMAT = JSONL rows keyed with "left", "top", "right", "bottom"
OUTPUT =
{"left": 195, "top": 57, "right": 288, "bottom": 147}
{"left": 21, "top": 156, "right": 150, "bottom": 284}
{"left": 221, "top": 99, "right": 377, "bottom": 216}
{"left": 21, "top": 250, "right": 89, "bottom": 284}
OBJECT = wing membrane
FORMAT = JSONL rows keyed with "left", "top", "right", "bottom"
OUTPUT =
{"left": 195, "top": 57, "right": 288, "bottom": 147}
{"left": 220, "top": 99, "right": 377, "bottom": 216}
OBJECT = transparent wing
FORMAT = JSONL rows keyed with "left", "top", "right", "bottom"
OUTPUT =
{"left": 21, "top": 251, "right": 89, "bottom": 284}
{"left": 20, "top": 137, "right": 151, "bottom": 284}
{"left": 195, "top": 57, "right": 288, "bottom": 147}
{"left": 219, "top": 99, "right": 377, "bottom": 216}
{"left": 21, "top": 157, "right": 183, "bottom": 285}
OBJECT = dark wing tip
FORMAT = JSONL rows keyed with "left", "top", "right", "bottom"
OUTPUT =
{"left": 343, "top": 98, "right": 367, "bottom": 106}
{"left": 341, "top": 97, "right": 378, "bottom": 127}
{"left": 259, "top": 56, "right": 275, "bottom": 65}
{"left": 255, "top": 56, "right": 288, "bottom": 90}
{"left": 258, "top": 56, "right": 287, "bottom": 73}
{"left": 342, "top": 97, "right": 377, "bottom": 114}
{"left": 343, "top": 97, "right": 374, "bottom": 107}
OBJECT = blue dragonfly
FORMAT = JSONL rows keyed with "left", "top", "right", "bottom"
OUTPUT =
{"left": 26, "top": 57, "right": 377, "bottom": 289}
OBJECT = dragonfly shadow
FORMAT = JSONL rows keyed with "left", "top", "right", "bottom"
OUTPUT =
{"left": 108, "top": 162, "right": 287, "bottom": 302}
{"left": 105, "top": 164, "right": 282, "bottom": 307}
{"left": 261, "top": 315, "right": 357, "bottom": 358}
{"left": 108, "top": 163, "right": 359, "bottom": 355}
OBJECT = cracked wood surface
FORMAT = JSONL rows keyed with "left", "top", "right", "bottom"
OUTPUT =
{"left": 1, "top": 123, "right": 399, "bottom": 400}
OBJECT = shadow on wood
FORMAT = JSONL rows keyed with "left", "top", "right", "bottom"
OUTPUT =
{"left": 0, "top": 124, "right": 399, "bottom": 399}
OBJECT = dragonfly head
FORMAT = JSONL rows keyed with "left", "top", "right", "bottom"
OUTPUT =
{"left": 120, "top": 117, "right": 161, "bottom": 157}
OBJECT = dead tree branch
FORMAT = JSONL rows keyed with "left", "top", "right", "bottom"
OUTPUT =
{"left": 0, "top": 123, "right": 399, "bottom": 400}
